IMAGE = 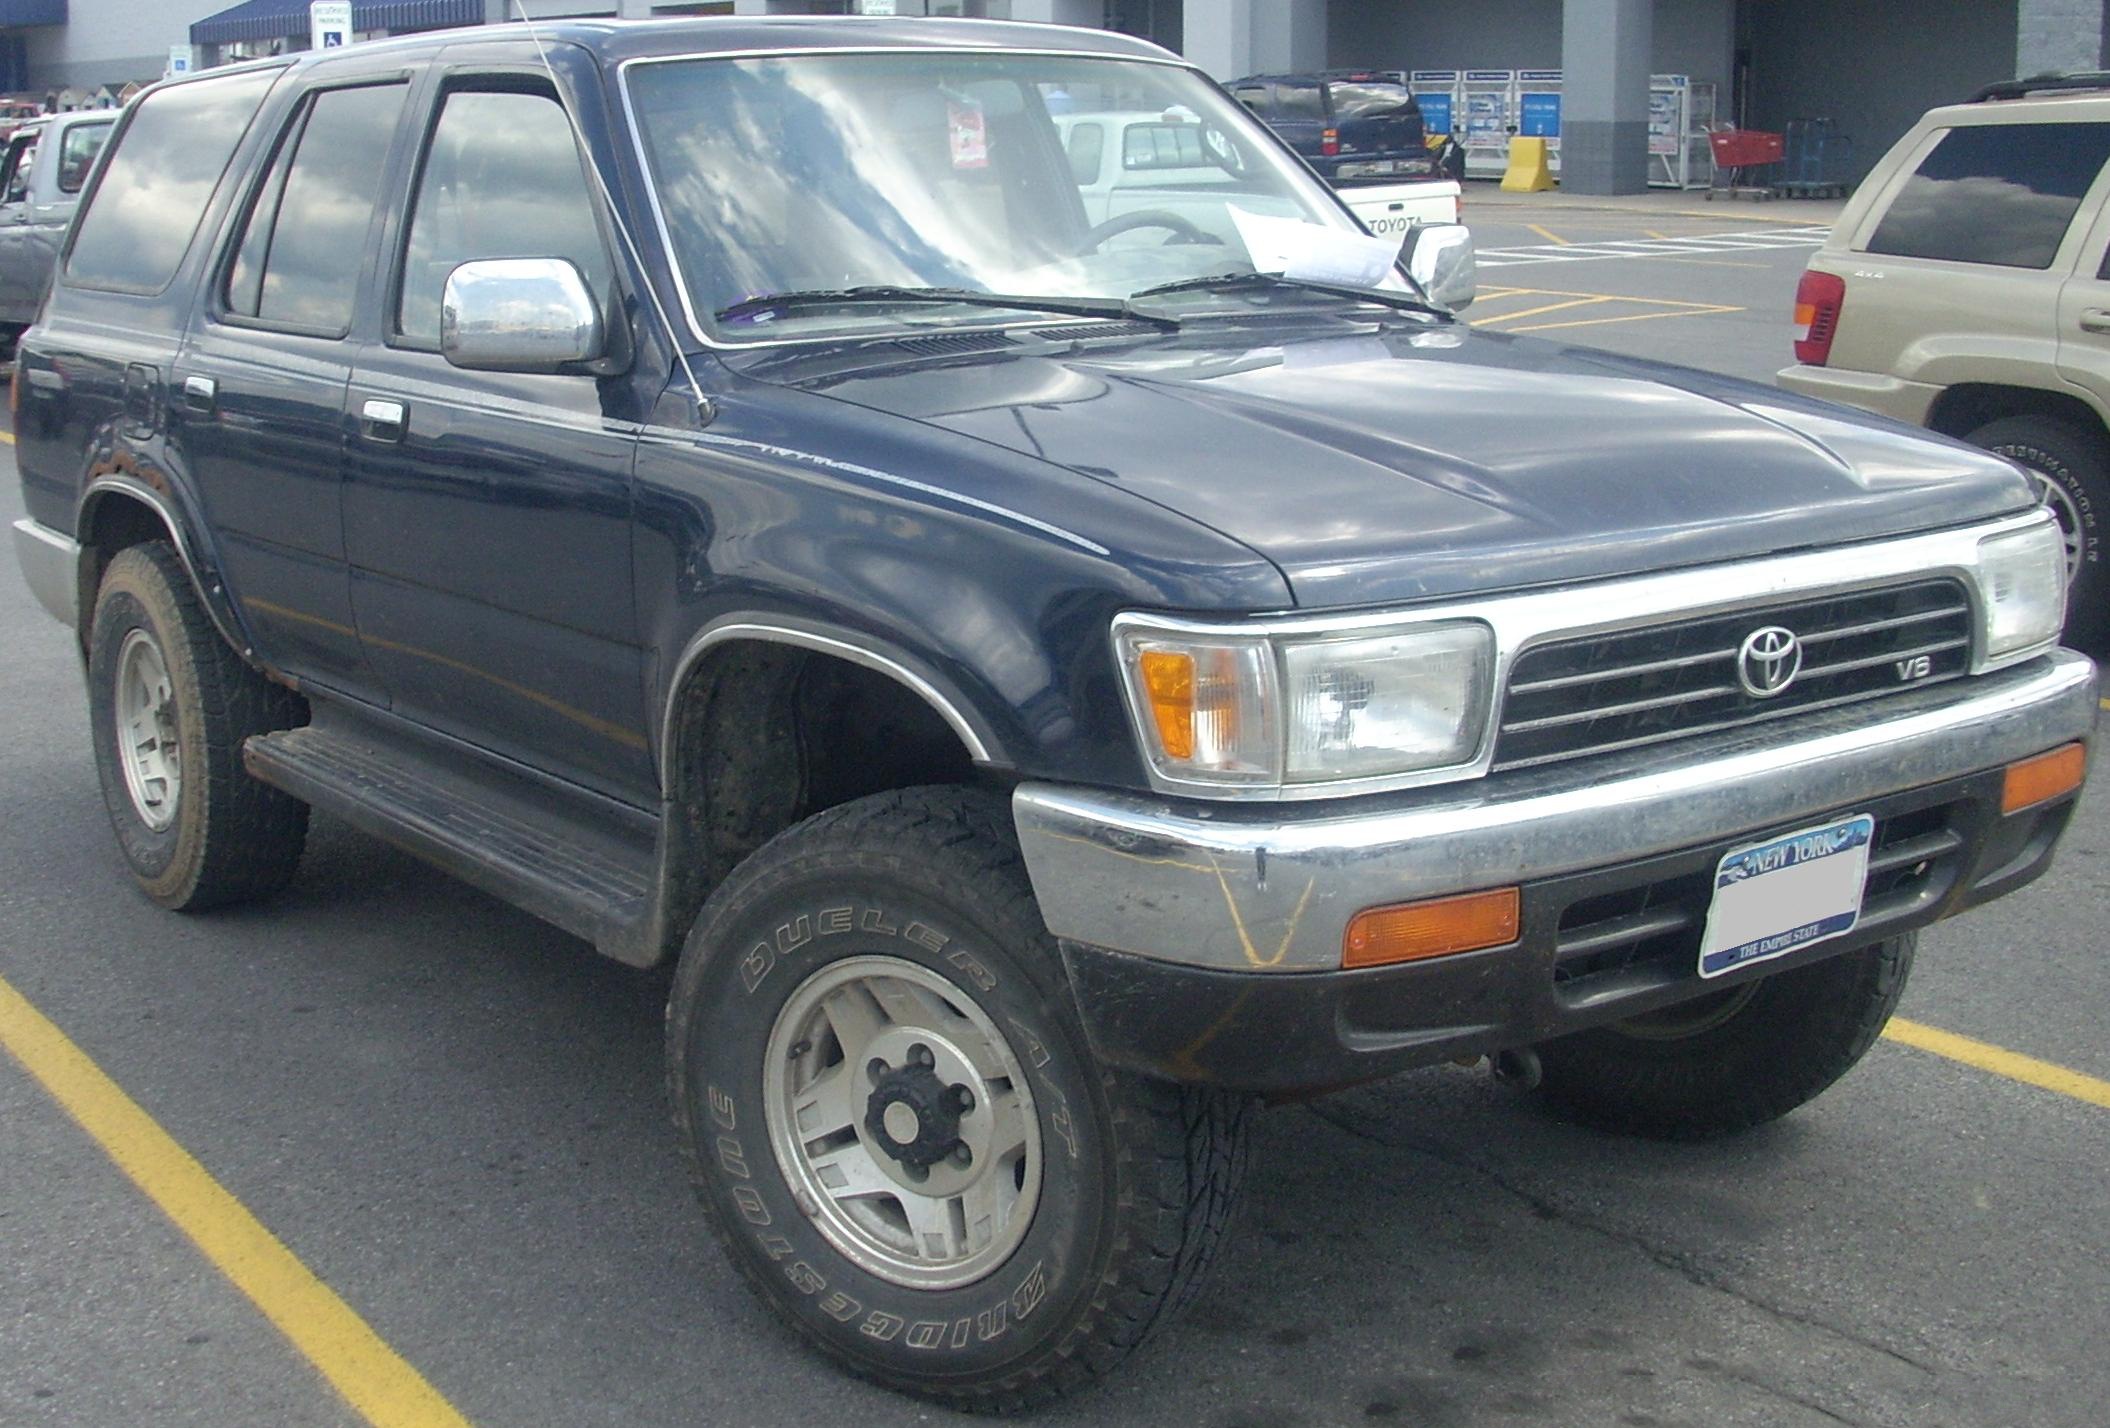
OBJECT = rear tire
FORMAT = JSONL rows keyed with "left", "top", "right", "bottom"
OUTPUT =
{"left": 1532, "top": 936, "right": 1914, "bottom": 1141}
{"left": 87, "top": 542, "right": 309, "bottom": 909}
{"left": 667, "top": 787, "right": 1250, "bottom": 1412}
{"left": 1967, "top": 415, "right": 2107, "bottom": 655}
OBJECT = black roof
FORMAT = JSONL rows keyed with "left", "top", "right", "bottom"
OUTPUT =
{"left": 1971, "top": 70, "right": 2110, "bottom": 101}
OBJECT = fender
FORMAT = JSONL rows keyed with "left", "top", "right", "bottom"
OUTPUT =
{"left": 659, "top": 611, "right": 1009, "bottom": 784}
{"left": 75, "top": 473, "right": 259, "bottom": 664}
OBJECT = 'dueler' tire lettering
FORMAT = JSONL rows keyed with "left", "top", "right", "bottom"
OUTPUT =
{"left": 86, "top": 541, "right": 309, "bottom": 910}
{"left": 1532, "top": 935, "right": 1915, "bottom": 1141}
{"left": 666, "top": 788, "right": 1251, "bottom": 1412}
{"left": 1967, "top": 414, "right": 2107, "bottom": 657}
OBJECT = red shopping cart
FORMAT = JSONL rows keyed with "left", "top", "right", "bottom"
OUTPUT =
{"left": 1705, "top": 126, "right": 1785, "bottom": 200}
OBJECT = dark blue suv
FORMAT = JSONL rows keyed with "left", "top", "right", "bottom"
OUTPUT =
{"left": 1228, "top": 69, "right": 1441, "bottom": 183}
{"left": 8, "top": 16, "right": 2095, "bottom": 1411}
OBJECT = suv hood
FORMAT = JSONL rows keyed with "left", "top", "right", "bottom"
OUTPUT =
{"left": 749, "top": 322, "right": 2034, "bottom": 609}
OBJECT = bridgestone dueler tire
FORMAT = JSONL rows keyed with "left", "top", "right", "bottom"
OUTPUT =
{"left": 1967, "top": 415, "right": 2108, "bottom": 657}
{"left": 86, "top": 542, "right": 309, "bottom": 910}
{"left": 1533, "top": 935, "right": 1915, "bottom": 1141}
{"left": 665, "top": 788, "right": 1251, "bottom": 1413}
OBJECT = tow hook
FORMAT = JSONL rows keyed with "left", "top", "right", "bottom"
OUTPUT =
{"left": 1491, "top": 1047, "right": 1542, "bottom": 1092}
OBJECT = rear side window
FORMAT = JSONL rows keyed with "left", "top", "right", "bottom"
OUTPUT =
{"left": 0, "top": 133, "right": 35, "bottom": 205}
{"left": 1274, "top": 83, "right": 1325, "bottom": 122}
{"left": 65, "top": 68, "right": 279, "bottom": 294}
{"left": 1866, "top": 122, "right": 2110, "bottom": 269}
{"left": 1229, "top": 84, "right": 1269, "bottom": 116}
{"left": 224, "top": 83, "right": 407, "bottom": 333}
{"left": 1064, "top": 120, "right": 1104, "bottom": 185}
{"left": 394, "top": 88, "right": 614, "bottom": 347}
{"left": 56, "top": 122, "right": 112, "bottom": 194}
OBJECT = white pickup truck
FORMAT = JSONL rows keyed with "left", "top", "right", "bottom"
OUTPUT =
{"left": 1056, "top": 109, "right": 1461, "bottom": 243}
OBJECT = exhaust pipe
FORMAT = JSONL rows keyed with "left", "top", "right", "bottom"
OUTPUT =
{"left": 1491, "top": 1047, "right": 1542, "bottom": 1092}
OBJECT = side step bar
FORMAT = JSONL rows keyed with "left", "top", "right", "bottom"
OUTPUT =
{"left": 244, "top": 711, "right": 659, "bottom": 957}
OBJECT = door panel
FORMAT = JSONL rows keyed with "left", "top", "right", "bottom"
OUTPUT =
{"left": 176, "top": 79, "right": 411, "bottom": 700}
{"left": 345, "top": 81, "right": 648, "bottom": 800}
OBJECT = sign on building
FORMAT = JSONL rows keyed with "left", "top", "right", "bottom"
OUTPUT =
{"left": 311, "top": 1, "right": 354, "bottom": 52}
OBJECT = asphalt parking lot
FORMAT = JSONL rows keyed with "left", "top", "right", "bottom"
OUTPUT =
{"left": 4, "top": 189, "right": 2108, "bottom": 1428}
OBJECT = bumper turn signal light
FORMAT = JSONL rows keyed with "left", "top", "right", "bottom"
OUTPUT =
{"left": 1343, "top": 887, "right": 1520, "bottom": 970}
{"left": 2002, "top": 742, "right": 2087, "bottom": 815}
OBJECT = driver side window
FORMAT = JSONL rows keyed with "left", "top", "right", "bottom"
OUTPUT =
{"left": 395, "top": 86, "right": 615, "bottom": 348}
{"left": 1, "top": 134, "right": 38, "bottom": 206}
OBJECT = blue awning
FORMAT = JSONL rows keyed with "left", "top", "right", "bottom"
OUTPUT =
{"left": 0, "top": 0, "right": 67, "bottom": 27}
{"left": 191, "top": 0, "right": 483, "bottom": 48}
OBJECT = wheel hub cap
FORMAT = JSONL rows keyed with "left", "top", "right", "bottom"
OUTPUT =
{"left": 115, "top": 628, "right": 181, "bottom": 832}
{"left": 764, "top": 955, "right": 1042, "bottom": 1290}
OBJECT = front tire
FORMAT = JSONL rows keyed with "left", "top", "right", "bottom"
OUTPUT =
{"left": 1532, "top": 935, "right": 1915, "bottom": 1141}
{"left": 87, "top": 542, "right": 309, "bottom": 909}
{"left": 666, "top": 788, "right": 1249, "bottom": 1412}
{"left": 1967, "top": 415, "right": 2107, "bottom": 655}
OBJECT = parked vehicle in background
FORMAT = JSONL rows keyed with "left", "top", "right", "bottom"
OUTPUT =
{"left": 7, "top": 19, "right": 2093, "bottom": 1412}
{"left": 1229, "top": 70, "right": 1437, "bottom": 183}
{"left": 1779, "top": 72, "right": 2110, "bottom": 654}
{"left": 0, "top": 110, "right": 115, "bottom": 348}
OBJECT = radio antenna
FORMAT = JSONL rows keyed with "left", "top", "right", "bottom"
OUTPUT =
{"left": 512, "top": 0, "right": 713, "bottom": 419}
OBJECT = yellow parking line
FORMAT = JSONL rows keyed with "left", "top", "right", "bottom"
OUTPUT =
{"left": 0, "top": 429, "right": 14, "bottom": 444}
{"left": 1470, "top": 296, "right": 1616, "bottom": 326}
{"left": 1524, "top": 223, "right": 1570, "bottom": 245}
{"left": 1642, "top": 229, "right": 1671, "bottom": 240}
{"left": 0, "top": 974, "right": 475, "bottom": 1428}
{"left": 1506, "top": 306, "right": 1744, "bottom": 334}
{"left": 1472, "top": 284, "right": 1743, "bottom": 309}
{"left": 1884, "top": 1016, "right": 2110, "bottom": 1111}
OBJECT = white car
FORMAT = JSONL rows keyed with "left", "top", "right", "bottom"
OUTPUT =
{"left": 1054, "top": 109, "right": 1460, "bottom": 247}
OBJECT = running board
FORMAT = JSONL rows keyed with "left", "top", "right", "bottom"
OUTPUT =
{"left": 243, "top": 713, "right": 658, "bottom": 957}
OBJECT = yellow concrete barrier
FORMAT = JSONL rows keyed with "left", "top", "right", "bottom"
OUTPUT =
{"left": 1501, "top": 136, "right": 1555, "bottom": 193}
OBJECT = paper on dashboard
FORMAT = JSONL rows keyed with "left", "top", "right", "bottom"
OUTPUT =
{"left": 1229, "top": 206, "right": 1402, "bottom": 288}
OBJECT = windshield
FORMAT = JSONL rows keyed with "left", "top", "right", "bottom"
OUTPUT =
{"left": 625, "top": 52, "right": 1394, "bottom": 343}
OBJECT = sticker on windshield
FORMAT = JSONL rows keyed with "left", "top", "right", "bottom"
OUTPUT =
{"left": 948, "top": 102, "right": 989, "bottom": 170}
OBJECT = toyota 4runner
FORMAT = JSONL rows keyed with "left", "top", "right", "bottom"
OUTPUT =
{"left": 9, "top": 18, "right": 2098, "bottom": 1412}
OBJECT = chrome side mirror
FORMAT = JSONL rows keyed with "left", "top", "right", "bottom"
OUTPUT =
{"left": 440, "top": 257, "right": 605, "bottom": 373}
{"left": 1402, "top": 222, "right": 1476, "bottom": 312}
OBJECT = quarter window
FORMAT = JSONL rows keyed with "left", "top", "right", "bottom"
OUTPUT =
{"left": 395, "top": 88, "right": 614, "bottom": 348}
{"left": 65, "top": 67, "right": 280, "bottom": 294}
{"left": 1866, "top": 122, "right": 2110, "bottom": 269}
{"left": 225, "top": 83, "right": 406, "bottom": 333}
{"left": 1274, "top": 83, "right": 1326, "bottom": 122}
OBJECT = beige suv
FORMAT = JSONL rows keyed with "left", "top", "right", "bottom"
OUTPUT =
{"left": 1779, "top": 73, "right": 2110, "bottom": 654}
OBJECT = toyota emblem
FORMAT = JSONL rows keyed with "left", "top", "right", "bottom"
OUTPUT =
{"left": 1737, "top": 626, "right": 1803, "bottom": 698}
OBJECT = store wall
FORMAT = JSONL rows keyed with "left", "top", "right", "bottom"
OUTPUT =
{"left": 17, "top": 0, "right": 206, "bottom": 93}
{"left": 1737, "top": 0, "right": 2017, "bottom": 182}
{"left": 1327, "top": 0, "right": 1731, "bottom": 101}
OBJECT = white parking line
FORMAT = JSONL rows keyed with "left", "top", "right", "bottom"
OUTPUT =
{"left": 1476, "top": 226, "right": 1831, "bottom": 268}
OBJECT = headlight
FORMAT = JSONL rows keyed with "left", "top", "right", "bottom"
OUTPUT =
{"left": 1113, "top": 616, "right": 1495, "bottom": 794}
{"left": 1976, "top": 519, "right": 2066, "bottom": 661}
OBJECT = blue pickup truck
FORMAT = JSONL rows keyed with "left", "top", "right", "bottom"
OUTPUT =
{"left": 8, "top": 17, "right": 2096, "bottom": 1411}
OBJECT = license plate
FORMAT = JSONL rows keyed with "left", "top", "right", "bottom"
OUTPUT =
{"left": 1697, "top": 814, "right": 1874, "bottom": 979}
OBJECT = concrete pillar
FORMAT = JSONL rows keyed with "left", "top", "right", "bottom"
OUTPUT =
{"left": 1183, "top": 0, "right": 1255, "bottom": 81}
{"left": 2016, "top": 0, "right": 2106, "bottom": 74}
{"left": 1560, "top": 0, "right": 1651, "bottom": 195}
{"left": 1007, "top": 0, "right": 1102, "bottom": 24}
{"left": 1251, "top": 0, "right": 1326, "bottom": 74}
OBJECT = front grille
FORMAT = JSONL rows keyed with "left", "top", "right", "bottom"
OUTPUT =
{"left": 1494, "top": 578, "right": 1972, "bottom": 770}
{"left": 1549, "top": 797, "right": 1972, "bottom": 997}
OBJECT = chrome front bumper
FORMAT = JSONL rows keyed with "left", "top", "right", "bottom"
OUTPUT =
{"left": 11, "top": 517, "right": 76, "bottom": 628}
{"left": 1014, "top": 651, "right": 2098, "bottom": 973}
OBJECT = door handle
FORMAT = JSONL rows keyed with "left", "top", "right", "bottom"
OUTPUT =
{"left": 182, "top": 374, "right": 216, "bottom": 414}
{"left": 2081, "top": 309, "right": 2110, "bottom": 335}
{"left": 359, "top": 398, "right": 407, "bottom": 443}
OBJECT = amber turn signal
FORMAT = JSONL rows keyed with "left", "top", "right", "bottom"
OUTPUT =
{"left": 2001, "top": 742, "right": 2087, "bottom": 815}
{"left": 1343, "top": 887, "right": 1521, "bottom": 970}
{"left": 1137, "top": 648, "right": 1196, "bottom": 760}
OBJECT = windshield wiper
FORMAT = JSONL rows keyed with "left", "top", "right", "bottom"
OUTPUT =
{"left": 1130, "top": 271, "right": 1449, "bottom": 319}
{"left": 715, "top": 285, "right": 1177, "bottom": 329}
